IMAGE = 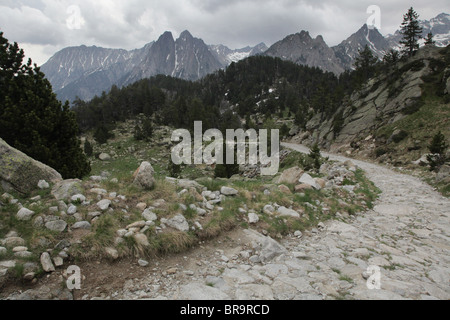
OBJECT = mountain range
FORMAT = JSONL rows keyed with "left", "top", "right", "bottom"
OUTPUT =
{"left": 40, "top": 12, "right": 449, "bottom": 103}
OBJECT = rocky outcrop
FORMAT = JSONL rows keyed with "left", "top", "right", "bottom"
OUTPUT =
{"left": 292, "top": 46, "right": 446, "bottom": 152}
{"left": 0, "top": 138, "right": 62, "bottom": 194}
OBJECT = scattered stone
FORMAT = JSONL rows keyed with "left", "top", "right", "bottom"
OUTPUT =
{"left": 99, "top": 153, "right": 111, "bottom": 161}
{"left": 294, "top": 231, "right": 303, "bottom": 238}
{"left": 263, "top": 205, "right": 275, "bottom": 215}
{"left": 53, "top": 257, "right": 64, "bottom": 267}
{"left": 40, "top": 252, "right": 55, "bottom": 272}
{"left": 299, "top": 173, "right": 321, "bottom": 190}
{"left": 90, "top": 188, "right": 107, "bottom": 195}
{"left": 45, "top": 220, "right": 68, "bottom": 233}
{"left": 126, "top": 221, "right": 146, "bottom": 229}
{"left": 133, "top": 162, "right": 155, "bottom": 190}
{"left": 277, "top": 206, "right": 300, "bottom": 218}
{"left": 220, "top": 186, "right": 239, "bottom": 196}
{"left": 97, "top": 199, "right": 112, "bottom": 211}
{"left": 17, "top": 208, "right": 35, "bottom": 221}
{"left": 138, "top": 259, "right": 149, "bottom": 267}
{"left": 277, "top": 167, "right": 304, "bottom": 185}
{"left": 167, "top": 268, "right": 178, "bottom": 275}
{"left": 3, "top": 237, "right": 25, "bottom": 248}
{"left": 71, "top": 194, "right": 86, "bottom": 203}
{"left": 142, "top": 209, "right": 158, "bottom": 222}
{"left": 52, "top": 179, "right": 83, "bottom": 201}
{"left": 72, "top": 221, "right": 91, "bottom": 230}
{"left": 248, "top": 212, "right": 260, "bottom": 224}
{"left": 163, "top": 214, "right": 189, "bottom": 232}
{"left": 67, "top": 205, "right": 77, "bottom": 215}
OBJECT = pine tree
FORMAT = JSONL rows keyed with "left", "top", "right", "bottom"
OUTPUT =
{"left": 400, "top": 7, "right": 423, "bottom": 57}
{"left": 0, "top": 32, "right": 90, "bottom": 179}
{"left": 308, "top": 143, "right": 323, "bottom": 172}
{"left": 354, "top": 45, "right": 378, "bottom": 85}
{"left": 424, "top": 32, "right": 435, "bottom": 46}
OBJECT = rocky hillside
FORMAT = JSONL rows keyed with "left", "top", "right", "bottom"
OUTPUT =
{"left": 0, "top": 118, "right": 379, "bottom": 298}
{"left": 289, "top": 45, "right": 450, "bottom": 193}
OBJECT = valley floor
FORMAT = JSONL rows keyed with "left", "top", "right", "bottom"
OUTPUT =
{"left": 4, "top": 143, "right": 450, "bottom": 300}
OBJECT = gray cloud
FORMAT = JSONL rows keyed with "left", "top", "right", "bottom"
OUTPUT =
{"left": 0, "top": 0, "right": 447, "bottom": 65}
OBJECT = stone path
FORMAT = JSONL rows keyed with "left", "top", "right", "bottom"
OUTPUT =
{"left": 108, "top": 143, "right": 450, "bottom": 300}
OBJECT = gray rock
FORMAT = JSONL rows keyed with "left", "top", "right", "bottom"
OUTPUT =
{"left": 142, "top": 209, "right": 158, "bottom": 222}
{"left": 0, "top": 246, "right": 6, "bottom": 255}
{"left": 299, "top": 173, "right": 321, "bottom": 190}
{"left": 72, "top": 221, "right": 91, "bottom": 230}
{"left": 40, "top": 252, "right": 55, "bottom": 272}
{"left": 71, "top": 194, "right": 86, "bottom": 203}
{"left": 53, "top": 256, "right": 64, "bottom": 267}
{"left": 248, "top": 212, "right": 260, "bottom": 224}
{"left": 99, "top": 153, "right": 111, "bottom": 161}
{"left": 17, "top": 208, "right": 35, "bottom": 221}
{"left": 263, "top": 204, "right": 275, "bottom": 214}
{"left": 138, "top": 259, "right": 149, "bottom": 267}
{"left": 51, "top": 179, "right": 83, "bottom": 201}
{"left": 45, "top": 220, "right": 68, "bottom": 232}
{"left": 97, "top": 199, "right": 112, "bottom": 211}
{"left": 244, "top": 229, "right": 287, "bottom": 263}
{"left": 0, "top": 138, "right": 62, "bottom": 194}
{"left": 163, "top": 214, "right": 189, "bottom": 232}
{"left": 67, "top": 205, "right": 77, "bottom": 215}
{"left": 277, "top": 166, "right": 304, "bottom": 185}
{"left": 133, "top": 162, "right": 155, "bottom": 190}
{"left": 277, "top": 206, "right": 300, "bottom": 218}
{"left": 2, "top": 237, "right": 25, "bottom": 248}
{"left": 220, "top": 186, "right": 239, "bottom": 196}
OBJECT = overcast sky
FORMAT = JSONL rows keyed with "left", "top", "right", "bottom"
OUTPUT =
{"left": 0, "top": 0, "right": 448, "bottom": 65}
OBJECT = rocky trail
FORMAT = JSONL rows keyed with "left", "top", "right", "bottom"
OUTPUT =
{"left": 4, "top": 143, "right": 450, "bottom": 300}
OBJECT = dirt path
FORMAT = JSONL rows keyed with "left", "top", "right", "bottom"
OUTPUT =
{"left": 5, "top": 144, "right": 450, "bottom": 300}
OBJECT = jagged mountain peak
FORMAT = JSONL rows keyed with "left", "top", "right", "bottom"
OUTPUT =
{"left": 179, "top": 30, "right": 194, "bottom": 40}
{"left": 332, "top": 23, "right": 390, "bottom": 70}
{"left": 265, "top": 30, "right": 345, "bottom": 74}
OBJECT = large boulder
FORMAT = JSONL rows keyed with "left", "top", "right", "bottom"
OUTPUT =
{"left": 277, "top": 167, "right": 304, "bottom": 185}
{"left": 0, "top": 138, "right": 62, "bottom": 194}
{"left": 133, "top": 162, "right": 155, "bottom": 190}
